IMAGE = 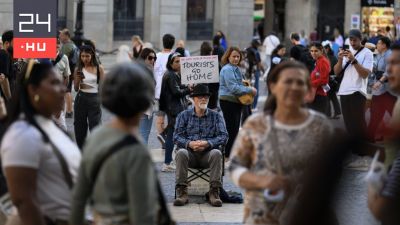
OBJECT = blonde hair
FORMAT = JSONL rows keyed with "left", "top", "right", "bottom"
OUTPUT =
{"left": 131, "top": 35, "right": 143, "bottom": 45}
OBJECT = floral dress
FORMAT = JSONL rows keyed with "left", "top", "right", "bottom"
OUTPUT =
{"left": 229, "top": 110, "right": 332, "bottom": 225}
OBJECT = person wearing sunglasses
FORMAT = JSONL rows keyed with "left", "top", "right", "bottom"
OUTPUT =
{"left": 73, "top": 45, "right": 105, "bottom": 149}
{"left": 138, "top": 48, "right": 157, "bottom": 144}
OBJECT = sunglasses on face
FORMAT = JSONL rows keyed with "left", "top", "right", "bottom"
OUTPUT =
{"left": 147, "top": 55, "right": 157, "bottom": 61}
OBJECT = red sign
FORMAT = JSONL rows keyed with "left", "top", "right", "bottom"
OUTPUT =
{"left": 13, "top": 38, "right": 57, "bottom": 58}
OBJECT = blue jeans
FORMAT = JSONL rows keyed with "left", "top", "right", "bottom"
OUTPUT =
{"left": 139, "top": 114, "right": 153, "bottom": 144}
{"left": 164, "top": 124, "right": 174, "bottom": 164}
{"left": 252, "top": 69, "right": 260, "bottom": 109}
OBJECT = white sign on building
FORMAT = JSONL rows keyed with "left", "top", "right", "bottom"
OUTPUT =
{"left": 180, "top": 55, "right": 219, "bottom": 85}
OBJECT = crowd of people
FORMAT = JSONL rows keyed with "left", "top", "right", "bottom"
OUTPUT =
{"left": 0, "top": 24, "right": 398, "bottom": 225}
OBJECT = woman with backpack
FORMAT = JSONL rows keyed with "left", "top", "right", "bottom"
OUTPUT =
{"left": 159, "top": 52, "right": 192, "bottom": 172}
{"left": 1, "top": 60, "right": 81, "bottom": 225}
{"left": 70, "top": 62, "right": 173, "bottom": 225}
{"left": 73, "top": 45, "right": 105, "bottom": 149}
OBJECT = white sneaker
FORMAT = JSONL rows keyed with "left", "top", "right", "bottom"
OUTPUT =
{"left": 161, "top": 163, "right": 175, "bottom": 172}
{"left": 345, "top": 155, "right": 372, "bottom": 171}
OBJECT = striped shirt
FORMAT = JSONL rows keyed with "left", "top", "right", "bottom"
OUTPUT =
{"left": 381, "top": 151, "right": 400, "bottom": 200}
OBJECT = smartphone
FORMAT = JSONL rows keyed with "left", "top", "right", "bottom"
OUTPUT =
{"left": 343, "top": 45, "right": 349, "bottom": 51}
{"left": 78, "top": 70, "right": 85, "bottom": 79}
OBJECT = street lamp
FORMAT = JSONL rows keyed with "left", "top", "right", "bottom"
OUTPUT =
{"left": 72, "top": 0, "right": 88, "bottom": 47}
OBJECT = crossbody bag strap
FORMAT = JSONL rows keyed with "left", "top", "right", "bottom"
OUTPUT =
{"left": 337, "top": 47, "right": 364, "bottom": 77}
{"left": 48, "top": 139, "right": 74, "bottom": 189}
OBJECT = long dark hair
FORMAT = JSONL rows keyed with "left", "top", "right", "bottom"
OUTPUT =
{"left": 77, "top": 45, "right": 100, "bottom": 83}
{"left": 139, "top": 48, "right": 156, "bottom": 60}
{"left": 271, "top": 44, "right": 286, "bottom": 56}
{"left": 264, "top": 61, "right": 310, "bottom": 114}
{"left": 4, "top": 60, "right": 55, "bottom": 143}
{"left": 166, "top": 52, "right": 181, "bottom": 71}
{"left": 309, "top": 42, "right": 327, "bottom": 57}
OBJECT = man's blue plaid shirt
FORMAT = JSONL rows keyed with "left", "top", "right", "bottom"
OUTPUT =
{"left": 173, "top": 107, "right": 228, "bottom": 149}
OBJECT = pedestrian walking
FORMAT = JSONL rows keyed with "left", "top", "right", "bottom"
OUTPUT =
{"left": 229, "top": 61, "right": 333, "bottom": 225}
{"left": 367, "top": 37, "right": 397, "bottom": 142}
{"left": 73, "top": 45, "right": 104, "bottom": 149}
{"left": 0, "top": 30, "right": 13, "bottom": 101}
{"left": 290, "top": 33, "right": 315, "bottom": 72}
{"left": 308, "top": 42, "right": 330, "bottom": 115}
{"left": 154, "top": 34, "right": 175, "bottom": 149}
{"left": 138, "top": 48, "right": 157, "bottom": 144}
{"left": 322, "top": 41, "right": 341, "bottom": 119}
{"left": 70, "top": 62, "right": 173, "bottom": 225}
{"left": 1, "top": 60, "right": 81, "bottom": 225}
{"left": 334, "top": 27, "right": 344, "bottom": 47}
{"left": 176, "top": 40, "right": 190, "bottom": 57}
{"left": 333, "top": 29, "right": 373, "bottom": 155}
{"left": 159, "top": 52, "right": 192, "bottom": 172}
{"left": 212, "top": 35, "right": 225, "bottom": 68}
{"left": 219, "top": 47, "right": 257, "bottom": 160}
{"left": 263, "top": 32, "right": 280, "bottom": 73}
{"left": 51, "top": 39, "right": 71, "bottom": 131}
{"left": 130, "top": 35, "right": 143, "bottom": 60}
{"left": 216, "top": 31, "right": 228, "bottom": 51}
{"left": 246, "top": 39, "right": 265, "bottom": 110}
{"left": 59, "top": 28, "right": 78, "bottom": 119}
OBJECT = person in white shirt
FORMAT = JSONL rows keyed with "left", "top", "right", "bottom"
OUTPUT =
{"left": 154, "top": 34, "right": 175, "bottom": 148}
{"left": 263, "top": 32, "right": 280, "bottom": 72}
{"left": 334, "top": 27, "right": 344, "bottom": 47}
{"left": 334, "top": 29, "right": 374, "bottom": 155}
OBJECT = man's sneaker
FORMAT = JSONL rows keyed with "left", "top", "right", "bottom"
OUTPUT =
{"left": 161, "top": 163, "right": 175, "bottom": 172}
{"left": 65, "top": 112, "right": 73, "bottom": 118}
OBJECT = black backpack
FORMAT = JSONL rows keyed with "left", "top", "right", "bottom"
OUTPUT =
{"left": 297, "top": 45, "right": 315, "bottom": 72}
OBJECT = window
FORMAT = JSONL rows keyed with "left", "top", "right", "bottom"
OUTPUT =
{"left": 57, "top": 0, "right": 67, "bottom": 30}
{"left": 113, "top": 0, "right": 144, "bottom": 40}
{"left": 187, "top": 0, "right": 214, "bottom": 40}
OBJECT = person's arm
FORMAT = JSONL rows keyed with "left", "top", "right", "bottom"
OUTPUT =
{"left": 99, "top": 65, "right": 105, "bottom": 80}
{"left": 221, "top": 67, "right": 252, "bottom": 95}
{"left": 229, "top": 118, "right": 288, "bottom": 191}
{"left": 311, "top": 59, "right": 330, "bottom": 87}
{"left": 333, "top": 50, "right": 345, "bottom": 76}
{"left": 5, "top": 167, "right": 46, "bottom": 225}
{"left": 345, "top": 50, "right": 372, "bottom": 79}
{"left": 70, "top": 160, "right": 91, "bottom": 225}
{"left": 127, "top": 152, "right": 158, "bottom": 225}
{"left": 206, "top": 114, "right": 229, "bottom": 148}
{"left": 0, "top": 74, "right": 11, "bottom": 100}
{"left": 166, "top": 73, "right": 190, "bottom": 97}
{"left": 63, "top": 57, "right": 71, "bottom": 87}
{"left": 73, "top": 68, "right": 81, "bottom": 92}
{"left": 173, "top": 112, "right": 191, "bottom": 149}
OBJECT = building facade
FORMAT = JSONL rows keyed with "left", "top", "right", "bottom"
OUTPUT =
{"left": 0, "top": 0, "right": 255, "bottom": 52}
{"left": 264, "top": 0, "right": 400, "bottom": 42}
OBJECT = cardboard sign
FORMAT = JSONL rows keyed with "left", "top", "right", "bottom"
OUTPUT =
{"left": 180, "top": 55, "right": 219, "bottom": 85}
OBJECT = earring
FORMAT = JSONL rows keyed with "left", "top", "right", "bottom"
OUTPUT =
{"left": 34, "top": 94, "right": 40, "bottom": 102}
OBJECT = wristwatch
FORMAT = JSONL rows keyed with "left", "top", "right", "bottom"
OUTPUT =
{"left": 351, "top": 59, "right": 358, "bottom": 65}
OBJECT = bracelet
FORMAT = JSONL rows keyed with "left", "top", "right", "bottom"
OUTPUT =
{"left": 351, "top": 59, "right": 358, "bottom": 65}
{"left": 378, "top": 80, "right": 384, "bottom": 84}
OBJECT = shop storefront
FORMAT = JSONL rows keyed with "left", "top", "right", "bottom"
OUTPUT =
{"left": 361, "top": 0, "right": 395, "bottom": 36}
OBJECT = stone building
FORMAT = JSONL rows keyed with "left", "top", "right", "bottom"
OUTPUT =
{"left": 264, "top": 0, "right": 400, "bottom": 42}
{"left": 0, "top": 0, "right": 255, "bottom": 52}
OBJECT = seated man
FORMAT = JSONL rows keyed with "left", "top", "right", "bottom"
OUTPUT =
{"left": 173, "top": 84, "right": 228, "bottom": 207}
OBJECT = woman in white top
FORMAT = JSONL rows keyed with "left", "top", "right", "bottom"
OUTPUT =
{"left": 73, "top": 45, "right": 105, "bottom": 149}
{"left": 1, "top": 60, "right": 81, "bottom": 225}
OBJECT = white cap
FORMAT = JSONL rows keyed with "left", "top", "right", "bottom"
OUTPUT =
{"left": 322, "top": 40, "right": 332, "bottom": 48}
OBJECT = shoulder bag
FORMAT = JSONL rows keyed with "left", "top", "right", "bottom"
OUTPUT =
{"left": 335, "top": 47, "right": 364, "bottom": 85}
{"left": 238, "top": 79, "right": 255, "bottom": 105}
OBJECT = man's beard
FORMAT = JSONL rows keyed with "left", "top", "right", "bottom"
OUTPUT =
{"left": 199, "top": 103, "right": 208, "bottom": 110}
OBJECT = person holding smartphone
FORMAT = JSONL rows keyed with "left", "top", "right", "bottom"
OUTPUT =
{"left": 73, "top": 45, "right": 105, "bottom": 149}
{"left": 333, "top": 29, "right": 374, "bottom": 155}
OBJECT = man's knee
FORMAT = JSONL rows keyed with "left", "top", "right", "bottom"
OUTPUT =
{"left": 176, "top": 149, "right": 189, "bottom": 162}
{"left": 209, "top": 149, "right": 222, "bottom": 160}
